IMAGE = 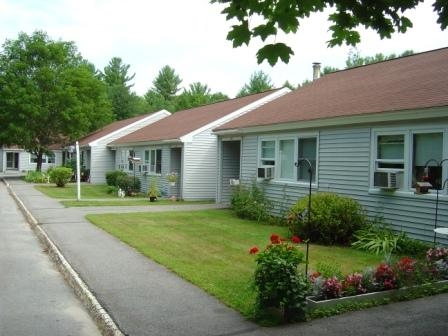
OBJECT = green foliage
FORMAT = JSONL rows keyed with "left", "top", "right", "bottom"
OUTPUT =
{"left": 345, "top": 48, "right": 414, "bottom": 68}
{"left": 116, "top": 174, "right": 141, "bottom": 195}
{"left": 351, "top": 220, "right": 431, "bottom": 259}
{"left": 351, "top": 224, "right": 401, "bottom": 259}
{"left": 212, "top": 0, "right": 440, "bottom": 65}
{"left": 152, "top": 65, "right": 182, "bottom": 101}
{"left": 101, "top": 57, "right": 141, "bottom": 120}
{"left": 49, "top": 167, "right": 73, "bottom": 187}
{"left": 287, "top": 192, "right": 367, "bottom": 245}
{"left": 0, "top": 31, "right": 113, "bottom": 171}
{"left": 237, "top": 70, "right": 273, "bottom": 97}
{"left": 230, "top": 182, "right": 271, "bottom": 222}
{"left": 148, "top": 177, "right": 161, "bottom": 198}
{"left": 24, "top": 170, "right": 49, "bottom": 183}
{"left": 105, "top": 170, "right": 128, "bottom": 186}
{"left": 252, "top": 234, "right": 308, "bottom": 322}
{"left": 315, "top": 262, "right": 343, "bottom": 280}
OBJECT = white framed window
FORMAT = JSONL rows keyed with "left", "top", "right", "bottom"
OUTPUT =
{"left": 258, "top": 134, "right": 318, "bottom": 183}
{"left": 260, "top": 140, "right": 275, "bottom": 166}
{"left": 297, "top": 137, "right": 317, "bottom": 182}
{"left": 375, "top": 134, "right": 405, "bottom": 171}
{"left": 144, "top": 148, "right": 162, "bottom": 174}
{"left": 412, "top": 131, "right": 443, "bottom": 190}
{"left": 30, "top": 153, "right": 55, "bottom": 164}
{"left": 372, "top": 128, "right": 447, "bottom": 192}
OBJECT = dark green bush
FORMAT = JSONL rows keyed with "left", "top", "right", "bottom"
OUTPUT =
{"left": 230, "top": 182, "right": 271, "bottom": 222}
{"left": 49, "top": 167, "right": 73, "bottom": 187}
{"left": 105, "top": 170, "right": 127, "bottom": 186}
{"left": 287, "top": 192, "right": 367, "bottom": 245}
{"left": 397, "top": 235, "right": 432, "bottom": 258}
{"left": 116, "top": 174, "right": 141, "bottom": 195}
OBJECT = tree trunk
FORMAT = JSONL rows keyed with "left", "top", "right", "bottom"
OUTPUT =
{"left": 36, "top": 150, "right": 43, "bottom": 172}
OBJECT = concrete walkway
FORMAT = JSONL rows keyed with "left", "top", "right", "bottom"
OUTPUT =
{"left": 3, "top": 177, "right": 448, "bottom": 336}
{"left": 0, "top": 181, "right": 100, "bottom": 336}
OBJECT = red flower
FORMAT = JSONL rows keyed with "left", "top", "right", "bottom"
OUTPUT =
{"left": 291, "top": 235, "right": 301, "bottom": 244}
{"left": 249, "top": 246, "right": 259, "bottom": 254}
{"left": 270, "top": 233, "right": 281, "bottom": 244}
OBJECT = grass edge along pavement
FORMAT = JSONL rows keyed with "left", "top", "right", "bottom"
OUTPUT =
{"left": 3, "top": 179, "right": 124, "bottom": 336}
{"left": 86, "top": 209, "right": 386, "bottom": 321}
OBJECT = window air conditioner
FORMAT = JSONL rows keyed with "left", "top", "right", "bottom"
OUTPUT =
{"left": 374, "top": 171, "right": 402, "bottom": 190}
{"left": 258, "top": 166, "right": 274, "bottom": 180}
{"left": 141, "top": 164, "right": 148, "bottom": 172}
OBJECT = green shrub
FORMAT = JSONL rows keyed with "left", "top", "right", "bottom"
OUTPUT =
{"left": 230, "top": 182, "right": 271, "bottom": 222}
{"left": 315, "top": 262, "right": 343, "bottom": 280}
{"left": 352, "top": 221, "right": 432, "bottom": 259}
{"left": 287, "top": 192, "right": 367, "bottom": 245}
{"left": 105, "top": 170, "right": 127, "bottom": 186}
{"left": 252, "top": 234, "right": 309, "bottom": 322}
{"left": 49, "top": 167, "right": 73, "bottom": 187}
{"left": 24, "top": 170, "right": 49, "bottom": 183}
{"left": 116, "top": 174, "right": 140, "bottom": 195}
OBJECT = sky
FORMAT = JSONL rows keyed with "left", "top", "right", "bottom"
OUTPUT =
{"left": 0, "top": 0, "right": 447, "bottom": 98}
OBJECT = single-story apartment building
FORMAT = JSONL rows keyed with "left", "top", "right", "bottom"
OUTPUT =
{"left": 73, "top": 110, "right": 170, "bottom": 184}
{"left": 214, "top": 48, "right": 448, "bottom": 244}
{"left": 0, "top": 145, "right": 62, "bottom": 173}
{"left": 109, "top": 88, "right": 290, "bottom": 200}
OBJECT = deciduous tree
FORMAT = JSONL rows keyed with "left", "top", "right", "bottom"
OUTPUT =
{"left": 212, "top": 0, "right": 446, "bottom": 65}
{"left": 0, "top": 31, "right": 112, "bottom": 171}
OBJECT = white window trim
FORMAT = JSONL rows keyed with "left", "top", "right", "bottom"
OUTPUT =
{"left": 371, "top": 127, "right": 447, "bottom": 194}
{"left": 258, "top": 133, "right": 318, "bottom": 186}
{"left": 144, "top": 148, "right": 162, "bottom": 175}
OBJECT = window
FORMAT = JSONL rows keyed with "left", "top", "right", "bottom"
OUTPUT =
{"left": 259, "top": 135, "right": 318, "bottom": 183}
{"left": 376, "top": 134, "right": 404, "bottom": 170}
{"left": 279, "top": 139, "right": 294, "bottom": 179}
{"left": 128, "top": 150, "right": 135, "bottom": 171}
{"left": 260, "top": 140, "right": 275, "bottom": 166}
{"left": 145, "top": 149, "right": 162, "bottom": 174}
{"left": 297, "top": 138, "right": 317, "bottom": 182}
{"left": 30, "top": 153, "right": 55, "bottom": 164}
{"left": 373, "top": 129, "right": 447, "bottom": 192}
{"left": 412, "top": 132, "right": 443, "bottom": 189}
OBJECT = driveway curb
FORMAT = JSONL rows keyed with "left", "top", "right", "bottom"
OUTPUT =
{"left": 3, "top": 179, "right": 124, "bottom": 336}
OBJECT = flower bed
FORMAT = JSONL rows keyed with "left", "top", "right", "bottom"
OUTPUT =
{"left": 307, "top": 247, "right": 448, "bottom": 311}
{"left": 307, "top": 279, "right": 448, "bottom": 310}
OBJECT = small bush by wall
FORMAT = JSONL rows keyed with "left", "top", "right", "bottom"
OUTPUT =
{"left": 287, "top": 192, "right": 367, "bottom": 245}
{"left": 231, "top": 182, "right": 272, "bottom": 222}
{"left": 24, "top": 170, "right": 49, "bottom": 183}
{"left": 49, "top": 167, "right": 73, "bottom": 187}
{"left": 105, "top": 170, "right": 127, "bottom": 186}
{"left": 116, "top": 175, "right": 141, "bottom": 195}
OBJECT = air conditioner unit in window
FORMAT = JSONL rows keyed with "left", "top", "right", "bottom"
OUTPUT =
{"left": 258, "top": 166, "right": 274, "bottom": 180}
{"left": 141, "top": 164, "right": 149, "bottom": 172}
{"left": 374, "top": 171, "right": 402, "bottom": 190}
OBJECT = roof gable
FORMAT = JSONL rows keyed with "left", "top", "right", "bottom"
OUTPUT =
{"left": 215, "top": 48, "right": 448, "bottom": 132}
{"left": 110, "top": 89, "right": 284, "bottom": 145}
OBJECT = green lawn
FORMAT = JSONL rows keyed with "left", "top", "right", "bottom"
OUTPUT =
{"left": 87, "top": 209, "right": 383, "bottom": 318}
{"left": 35, "top": 184, "right": 118, "bottom": 199}
{"left": 36, "top": 184, "right": 213, "bottom": 207}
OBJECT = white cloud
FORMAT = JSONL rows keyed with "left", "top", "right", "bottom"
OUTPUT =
{"left": 0, "top": 0, "right": 446, "bottom": 98}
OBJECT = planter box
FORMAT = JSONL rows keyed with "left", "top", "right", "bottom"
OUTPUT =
{"left": 307, "top": 280, "right": 448, "bottom": 311}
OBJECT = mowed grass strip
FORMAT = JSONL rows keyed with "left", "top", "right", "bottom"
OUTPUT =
{"left": 35, "top": 184, "right": 118, "bottom": 199}
{"left": 87, "top": 209, "right": 383, "bottom": 317}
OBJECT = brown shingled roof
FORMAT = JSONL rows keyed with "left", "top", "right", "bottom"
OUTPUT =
{"left": 78, "top": 113, "right": 154, "bottom": 146}
{"left": 216, "top": 47, "right": 448, "bottom": 131}
{"left": 110, "top": 90, "right": 280, "bottom": 145}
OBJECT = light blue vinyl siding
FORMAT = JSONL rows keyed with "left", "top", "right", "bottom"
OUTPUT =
{"left": 234, "top": 125, "right": 448, "bottom": 244}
